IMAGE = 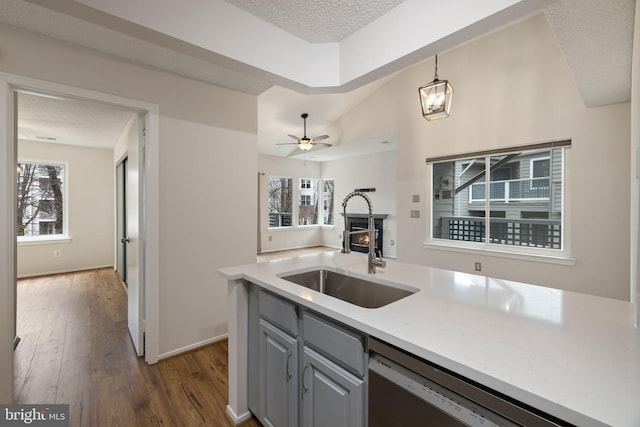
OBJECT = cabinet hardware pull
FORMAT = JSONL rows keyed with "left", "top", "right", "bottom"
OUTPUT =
{"left": 302, "top": 363, "right": 310, "bottom": 393}
{"left": 286, "top": 352, "right": 292, "bottom": 381}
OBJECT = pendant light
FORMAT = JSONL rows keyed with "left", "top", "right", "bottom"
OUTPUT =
{"left": 419, "top": 54, "right": 454, "bottom": 121}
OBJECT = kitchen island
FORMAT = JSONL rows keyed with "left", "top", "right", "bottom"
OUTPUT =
{"left": 219, "top": 251, "right": 640, "bottom": 427}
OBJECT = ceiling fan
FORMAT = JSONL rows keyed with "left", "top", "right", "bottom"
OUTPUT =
{"left": 277, "top": 113, "right": 331, "bottom": 151}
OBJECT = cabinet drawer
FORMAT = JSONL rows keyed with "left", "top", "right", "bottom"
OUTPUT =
{"left": 303, "top": 311, "right": 365, "bottom": 377}
{"left": 259, "top": 290, "right": 298, "bottom": 336}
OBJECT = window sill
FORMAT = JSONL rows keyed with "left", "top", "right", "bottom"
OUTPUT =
{"left": 18, "top": 235, "right": 72, "bottom": 246}
{"left": 423, "top": 240, "right": 575, "bottom": 266}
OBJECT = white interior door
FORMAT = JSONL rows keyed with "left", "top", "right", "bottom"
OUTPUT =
{"left": 127, "top": 113, "right": 145, "bottom": 356}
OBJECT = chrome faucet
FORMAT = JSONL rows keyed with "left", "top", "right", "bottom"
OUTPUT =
{"left": 341, "top": 191, "right": 386, "bottom": 274}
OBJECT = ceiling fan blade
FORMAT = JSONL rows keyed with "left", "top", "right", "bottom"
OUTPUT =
{"left": 288, "top": 134, "right": 300, "bottom": 140}
{"left": 313, "top": 135, "right": 329, "bottom": 141}
{"left": 315, "top": 142, "right": 332, "bottom": 148}
{"left": 276, "top": 142, "right": 298, "bottom": 146}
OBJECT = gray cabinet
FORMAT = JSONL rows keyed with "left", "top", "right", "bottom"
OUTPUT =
{"left": 249, "top": 285, "right": 366, "bottom": 427}
{"left": 259, "top": 319, "right": 298, "bottom": 427}
{"left": 301, "top": 346, "right": 364, "bottom": 427}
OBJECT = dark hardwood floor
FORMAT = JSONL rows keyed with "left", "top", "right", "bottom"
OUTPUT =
{"left": 15, "top": 268, "right": 260, "bottom": 427}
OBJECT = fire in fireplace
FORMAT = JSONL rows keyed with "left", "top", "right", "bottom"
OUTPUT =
{"left": 345, "top": 215, "right": 384, "bottom": 256}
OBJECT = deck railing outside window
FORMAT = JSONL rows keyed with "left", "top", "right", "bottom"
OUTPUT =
{"left": 442, "top": 216, "right": 561, "bottom": 249}
{"left": 470, "top": 177, "right": 550, "bottom": 202}
{"left": 269, "top": 212, "right": 292, "bottom": 227}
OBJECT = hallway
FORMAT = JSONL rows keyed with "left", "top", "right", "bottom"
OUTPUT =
{"left": 14, "top": 268, "right": 259, "bottom": 426}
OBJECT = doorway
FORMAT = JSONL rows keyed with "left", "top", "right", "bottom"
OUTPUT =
{"left": 15, "top": 90, "right": 146, "bottom": 356}
{"left": 0, "top": 72, "right": 161, "bottom": 403}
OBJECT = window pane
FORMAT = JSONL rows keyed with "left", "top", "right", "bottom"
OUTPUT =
{"left": 298, "top": 178, "right": 318, "bottom": 226}
{"left": 431, "top": 146, "right": 564, "bottom": 252}
{"left": 17, "top": 162, "right": 65, "bottom": 237}
{"left": 488, "top": 149, "right": 562, "bottom": 249}
{"left": 323, "top": 179, "right": 334, "bottom": 225}
{"left": 432, "top": 157, "right": 486, "bottom": 242}
{"left": 268, "top": 176, "right": 293, "bottom": 227}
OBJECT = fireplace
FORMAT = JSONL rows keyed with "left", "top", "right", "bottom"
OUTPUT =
{"left": 344, "top": 215, "right": 385, "bottom": 256}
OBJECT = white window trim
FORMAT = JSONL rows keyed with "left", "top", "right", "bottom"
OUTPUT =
{"left": 16, "top": 159, "right": 70, "bottom": 244}
{"left": 426, "top": 143, "right": 572, "bottom": 264}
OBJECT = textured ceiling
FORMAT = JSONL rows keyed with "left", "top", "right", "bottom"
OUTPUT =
{"left": 544, "top": 0, "right": 635, "bottom": 107}
{"left": 17, "top": 92, "right": 136, "bottom": 149}
{"left": 223, "top": 0, "right": 406, "bottom": 43}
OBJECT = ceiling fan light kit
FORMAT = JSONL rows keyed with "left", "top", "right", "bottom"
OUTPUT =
{"left": 419, "top": 54, "right": 454, "bottom": 121}
{"left": 277, "top": 113, "right": 332, "bottom": 151}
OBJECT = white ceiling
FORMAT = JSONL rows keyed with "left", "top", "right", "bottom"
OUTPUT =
{"left": 2, "top": 0, "right": 635, "bottom": 159}
{"left": 223, "top": 0, "right": 407, "bottom": 43}
{"left": 17, "top": 91, "right": 136, "bottom": 149}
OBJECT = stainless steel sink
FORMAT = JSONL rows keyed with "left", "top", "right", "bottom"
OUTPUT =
{"left": 280, "top": 269, "right": 416, "bottom": 308}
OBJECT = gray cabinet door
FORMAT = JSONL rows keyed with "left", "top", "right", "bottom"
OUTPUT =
{"left": 301, "top": 346, "right": 365, "bottom": 427}
{"left": 259, "top": 319, "right": 298, "bottom": 427}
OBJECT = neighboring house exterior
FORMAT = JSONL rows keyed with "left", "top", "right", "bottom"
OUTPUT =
{"left": 432, "top": 148, "right": 563, "bottom": 249}
{"left": 298, "top": 179, "right": 318, "bottom": 225}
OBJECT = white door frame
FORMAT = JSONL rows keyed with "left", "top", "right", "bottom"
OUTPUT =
{"left": 0, "top": 72, "right": 160, "bottom": 401}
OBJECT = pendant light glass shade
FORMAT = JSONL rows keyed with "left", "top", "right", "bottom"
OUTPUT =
{"left": 419, "top": 54, "right": 453, "bottom": 121}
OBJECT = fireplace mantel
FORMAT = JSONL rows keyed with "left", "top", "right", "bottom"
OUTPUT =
{"left": 340, "top": 213, "right": 388, "bottom": 219}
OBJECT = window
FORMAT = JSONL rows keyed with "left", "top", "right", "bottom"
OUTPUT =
{"left": 17, "top": 161, "right": 67, "bottom": 240}
{"left": 298, "top": 178, "right": 318, "bottom": 226}
{"left": 323, "top": 179, "right": 334, "bottom": 225}
{"left": 268, "top": 176, "right": 293, "bottom": 227}
{"left": 430, "top": 141, "right": 568, "bottom": 253}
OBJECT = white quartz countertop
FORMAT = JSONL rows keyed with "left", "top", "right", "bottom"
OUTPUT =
{"left": 219, "top": 251, "right": 640, "bottom": 427}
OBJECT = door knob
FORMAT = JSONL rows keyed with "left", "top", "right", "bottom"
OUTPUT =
{"left": 121, "top": 237, "right": 130, "bottom": 243}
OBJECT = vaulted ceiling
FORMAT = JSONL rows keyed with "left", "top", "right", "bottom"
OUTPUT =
{"left": 1, "top": 0, "right": 635, "bottom": 158}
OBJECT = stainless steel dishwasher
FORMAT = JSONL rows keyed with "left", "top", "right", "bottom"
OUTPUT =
{"left": 368, "top": 338, "right": 570, "bottom": 427}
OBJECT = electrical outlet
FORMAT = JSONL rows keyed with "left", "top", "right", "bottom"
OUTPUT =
{"left": 268, "top": 236, "right": 272, "bottom": 241}
{"left": 390, "top": 240, "right": 395, "bottom": 246}
{"left": 412, "top": 194, "right": 420, "bottom": 203}
{"left": 410, "top": 210, "right": 420, "bottom": 218}
{"left": 54, "top": 250, "right": 62, "bottom": 258}
{"left": 474, "top": 262, "right": 482, "bottom": 272}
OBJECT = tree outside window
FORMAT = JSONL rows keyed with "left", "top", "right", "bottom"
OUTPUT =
{"left": 17, "top": 162, "right": 65, "bottom": 237}
{"left": 268, "top": 176, "right": 293, "bottom": 227}
{"left": 323, "top": 179, "right": 334, "bottom": 225}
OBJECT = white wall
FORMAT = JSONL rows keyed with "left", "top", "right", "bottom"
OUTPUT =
{"left": 258, "top": 154, "right": 323, "bottom": 252}
{"left": 332, "top": 13, "right": 631, "bottom": 300}
{"left": 258, "top": 150, "right": 398, "bottom": 258}
{"left": 321, "top": 150, "right": 398, "bottom": 258}
{"left": 632, "top": 3, "right": 640, "bottom": 324}
{"left": 0, "top": 22, "right": 257, "bottom": 368}
{"left": 17, "top": 141, "right": 114, "bottom": 277}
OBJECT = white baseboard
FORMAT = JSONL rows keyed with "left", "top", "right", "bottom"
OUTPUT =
{"left": 226, "top": 405, "right": 252, "bottom": 425}
{"left": 17, "top": 264, "right": 114, "bottom": 279}
{"left": 158, "top": 333, "right": 229, "bottom": 360}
